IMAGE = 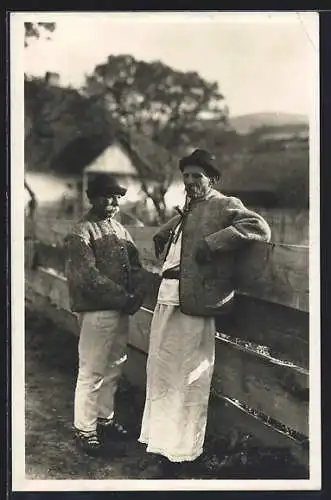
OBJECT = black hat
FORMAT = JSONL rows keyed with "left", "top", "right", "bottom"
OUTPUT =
{"left": 86, "top": 174, "right": 127, "bottom": 198}
{"left": 179, "top": 148, "right": 221, "bottom": 179}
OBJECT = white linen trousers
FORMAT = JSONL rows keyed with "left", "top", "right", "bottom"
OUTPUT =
{"left": 74, "top": 310, "right": 129, "bottom": 433}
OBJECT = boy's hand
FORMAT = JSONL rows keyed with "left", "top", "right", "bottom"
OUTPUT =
{"left": 124, "top": 292, "right": 144, "bottom": 315}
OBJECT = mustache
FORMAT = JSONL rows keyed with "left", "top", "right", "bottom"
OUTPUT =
{"left": 103, "top": 206, "right": 119, "bottom": 212}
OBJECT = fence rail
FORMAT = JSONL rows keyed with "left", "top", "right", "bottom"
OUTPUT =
{"left": 25, "top": 218, "right": 310, "bottom": 470}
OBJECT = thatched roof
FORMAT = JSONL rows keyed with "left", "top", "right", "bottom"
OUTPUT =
{"left": 25, "top": 77, "right": 179, "bottom": 185}
{"left": 49, "top": 128, "right": 179, "bottom": 187}
{"left": 116, "top": 130, "right": 179, "bottom": 186}
{"left": 219, "top": 148, "right": 309, "bottom": 208}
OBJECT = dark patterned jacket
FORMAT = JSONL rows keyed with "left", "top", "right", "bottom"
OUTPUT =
{"left": 64, "top": 211, "right": 145, "bottom": 313}
{"left": 154, "top": 189, "right": 271, "bottom": 317}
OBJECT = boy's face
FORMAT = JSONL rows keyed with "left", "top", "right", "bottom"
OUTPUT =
{"left": 90, "top": 194, "right": 121, "bottom": 218}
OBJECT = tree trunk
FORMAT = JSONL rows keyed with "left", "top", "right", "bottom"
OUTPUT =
{"left": 24, "top": 179, "right": 38, "bottom": 217}
{"left": 120, "top": 135, "right": 170, "bottom": 224}
{"left": 149, "top": 192, "right": 167, "bottom": 224}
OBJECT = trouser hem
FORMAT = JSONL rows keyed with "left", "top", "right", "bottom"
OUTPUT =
{"left": 138, "top": 437, "right": 203, "bottom": 463}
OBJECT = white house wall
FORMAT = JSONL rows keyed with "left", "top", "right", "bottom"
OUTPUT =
{"left": 25, "top": 172, "right": 77, "bottom": 207}
{"left": 83, "top": 143, "right": 146, "bottom": 206}
{"left": 85, "top": 143, "right": 138, "bottom": 175}
{"left": 165, "top": 181, "right": 186, "bottom": 208}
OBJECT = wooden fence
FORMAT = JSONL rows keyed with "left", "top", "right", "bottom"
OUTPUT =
{"left": 27, "top": 206, "right": 309, "bottom": 246}
{"left": 257, "top": 208, "right": 309, "bottom": 246}
{"left": 25, "top": 217, "right": 310, "bottom": 472}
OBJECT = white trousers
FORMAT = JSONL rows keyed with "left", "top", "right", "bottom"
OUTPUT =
{"left": 74, "top": 310, "right": 129, "bottom": 433}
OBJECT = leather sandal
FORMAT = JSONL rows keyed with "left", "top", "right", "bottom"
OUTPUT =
{"left": 74, "top": 429, "right": 104, "bottom": 456}
{"left": 97, "top": 418, "right": 131, "bottom": 440}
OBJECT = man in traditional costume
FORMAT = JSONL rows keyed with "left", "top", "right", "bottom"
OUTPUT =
{"left": 64, "top": 174, "right": 145, "bottom": 455}
{"left": 139, "top": 149, "right": 271, "bottom": 476}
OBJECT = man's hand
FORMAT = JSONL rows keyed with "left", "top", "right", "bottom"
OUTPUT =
{"left": 194, "top": 239, "right": 213, "bottom": 264}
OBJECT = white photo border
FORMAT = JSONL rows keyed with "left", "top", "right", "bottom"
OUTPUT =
{"left": 10, "top": 10, "right": 321, "bottom": 492}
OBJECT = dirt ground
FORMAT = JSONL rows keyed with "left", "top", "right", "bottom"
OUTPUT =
{"left": 25, "top": 310, "right": 159, "bottom": 480}
{"left": 25, "top": 309, "right": 307, "bottom": 481}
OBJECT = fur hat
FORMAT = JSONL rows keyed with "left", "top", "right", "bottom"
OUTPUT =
{"left": 86, "top": 174, "right": 127, "bottom": 198}
{"left": 179, "top": 148, "right": 221, "bottom": 179}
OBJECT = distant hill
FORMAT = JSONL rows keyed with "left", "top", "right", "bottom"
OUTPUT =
{"left": 230, "top": 112, "right": 309, "bottom": 135}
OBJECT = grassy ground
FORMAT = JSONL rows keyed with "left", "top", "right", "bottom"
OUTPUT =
{"left": 25, "top": 308, "right": 308, "bottom": 481}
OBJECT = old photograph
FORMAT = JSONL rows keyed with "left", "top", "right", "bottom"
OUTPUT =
{"left": 11, "top": 11, "right": 320, "bottom": 491}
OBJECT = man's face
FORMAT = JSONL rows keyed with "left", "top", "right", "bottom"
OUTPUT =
{"left": 182, "top": 165, "right": 211, "bottom": 199}
{"left": 90, "top": 194, "right": 121, "bottom": 218}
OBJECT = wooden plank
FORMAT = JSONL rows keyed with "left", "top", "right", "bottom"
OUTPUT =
{"left": 213, "top": 338, "right": 308, "bottom": 436}
{"left": 25, "top": 239, "right": 36, "bottom": 269}
{"left": 25, "top": 281, "right": 79, "bottom": 336}
{"left": 32, "top": 225, "right": 309, "bottom": 311}
{"left": 256, "top": 208, "right": 309, "bottom": 246}
{"left": 27, "top": 269, "right": 71, "bottom": 311}
{"left": 216, "top": 295, "right": 309, "bottom": 369}
{"left": 129, "top": 307, "right": 152, "bottom": 353}
{"left": 26, "top": 270, "right": 309, "bottom": 434}
{"left": 235, "top": 241, "right": 309, "bottom": 311}
{"left": 129, "top": 308, "right": 309, "bottom": 436}
{"left": 34, "top": 242, "right": 66, "bottom": 275}
{"left": 124, "top": 344, "right": 147, "bottom": 390}
{"left": 207, "top": 393, "right": 309, "bottom": 471}
{"left": 27, "top": 267, "right": 160, "bottom": 316}
{"left": 126, "top": 305, "right": 310, "bottom": 436}
{"left": 25, "top": 215, "right": 36, "bottom": 240}
{"left": 28, "top": 267, "right": 309, "bottom": 368}
{"left": 34, "top": 216, "right": 75, "bottom": 246}
{"left": 137, "top": 279, "right": 309, "bottom": 371}
{"left": 127, "top": 226, "right": 309, "bottom": 312}
{"left": 26, "top": 268, "right": 152, "bottom": 350}
{"left": 125, "top": 345, "right": 308, "bottom": 470}
{"left": 137, "top": 273, "right": 309, "bottom": 369}
{"left": 33, "top": 237, "right": 160, "bottom": 278}
{"left": 26, "top": 268, "right": 154, "bottom": 352}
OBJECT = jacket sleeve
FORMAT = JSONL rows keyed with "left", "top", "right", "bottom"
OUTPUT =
{"left": 152, "top": 215, "right": 181, "bottom": 256}
{"left": 204, "top": 196, "right": 271, "bottom": 252}
{"left": 64, "top": 226, "right": 129, "bottom": 309}
{"left": 121, "top": 227, "right": 147, "bottom": 314}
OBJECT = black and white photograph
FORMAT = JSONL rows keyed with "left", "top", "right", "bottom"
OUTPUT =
{"left": 11, "top": 11, "right": 320, "bottom": 491}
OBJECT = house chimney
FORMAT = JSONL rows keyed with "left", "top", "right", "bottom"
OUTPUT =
{"left": 45, "top": 72, "right": 60, "bottom": 86}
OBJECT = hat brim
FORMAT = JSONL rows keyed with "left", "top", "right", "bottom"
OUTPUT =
{"left": 179, "top": 161, "right": 221, "bottom": 179}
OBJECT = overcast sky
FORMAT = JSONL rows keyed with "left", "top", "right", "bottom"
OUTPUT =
{"left": 22, "top": 12, "right": 318, "bottom": 117}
